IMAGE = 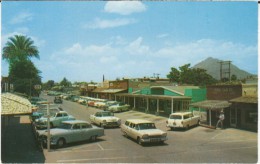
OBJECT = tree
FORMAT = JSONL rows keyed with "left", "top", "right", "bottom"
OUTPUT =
{"left": 3, "top": 35, "right": 39, "bottom": 66}
{"left": 167, "top": 67, "right": 180, "bottom": 83}
{"left": 231, "top": 74, "right": 237, "bottom": 81}
{"left": 167, "top": 63, "right": 217, "bottom": 86}
{"left": 2, "top": 35, "right": 41, "bottom": 96}
{"left": 42, "top": 80, "right": 55, "bottom": 90}
{"left": 9, "top": 60, "right": 41, "bottom": 96}
{"left": 60, "top": 77, "right": 71, "bottom": 87}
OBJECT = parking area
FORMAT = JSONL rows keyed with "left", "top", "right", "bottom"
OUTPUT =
{"left": 43, "top": 108, "right": 258, "bottom": 163}
{"left": 2, "top": 102, "right": 258, "bottom": 163}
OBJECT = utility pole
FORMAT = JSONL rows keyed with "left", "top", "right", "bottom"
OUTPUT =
{"left": 219, "top": 61, "right": 231, "bottom": 82}
{"left": 47, "top": 103, "right": 51, "bottom": 152}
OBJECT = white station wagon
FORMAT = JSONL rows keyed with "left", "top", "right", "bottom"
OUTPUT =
{"left": 166, "top": 112, "right": 200, "bottom": 130}
{"left": 121, "top": 119, "right": 167, "bottom": 145}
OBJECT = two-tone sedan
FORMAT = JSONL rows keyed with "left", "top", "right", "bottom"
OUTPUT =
{"left": 121, "top": 119, "right": 167, "bottom": 145}
{"left": 90, "top": 111, "right": 121, "bottom": 128}
{"left": 39, "top": 120, "right": 105, "bottom": 148}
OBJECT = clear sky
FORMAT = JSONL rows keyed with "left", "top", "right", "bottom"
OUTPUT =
{"left": 1, "top": 1, "right": 258, "bottom": 83}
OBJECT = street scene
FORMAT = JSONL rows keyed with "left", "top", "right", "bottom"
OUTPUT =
{"left": 2, "top": 94, "right": 258, "bottom": 163}
{"left": 1, "top": 1, "right": 258, "bottom": 163}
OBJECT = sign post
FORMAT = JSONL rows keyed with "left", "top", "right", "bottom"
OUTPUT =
{"left": 47, "top": 103, "right": 51, "bottom": 152}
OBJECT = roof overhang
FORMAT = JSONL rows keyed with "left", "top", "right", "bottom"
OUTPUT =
{"left": 229, "top": 96, "right": 258, "bottom": 104}
{"left": 1, "top": 93, "right": 32, "bottom": 115}
{"left": 92, "top": 88, "right": 127, "bottom": 93}
{"left": 190, "top": 100, "right": 231, "bottom": 110}
{"left": 115, "top": 93, "right": 191, "bottom": 100}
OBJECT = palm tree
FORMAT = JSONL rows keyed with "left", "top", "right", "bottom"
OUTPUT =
{"left": 3, "top": 35, "right": 39, "bottom": 65}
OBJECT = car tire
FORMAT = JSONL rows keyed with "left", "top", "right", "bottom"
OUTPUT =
{"left": 123, "top": 132, "right": 128, "bottom": 138}
{"left": 170, "top": 127, "right": 174, "bottom": 131}
{"left": 90, "top": 135, "right": 97, "bottom": 142}
{"left": 186, "top": 125, "right": 190, "bottom": 130}
{"left": 137, "top": 137, "right": 142, "bottom": 145}
{"left": 100, "top": 123, "right": 104, "bottom": 128}
{"left": 57, "top": 138, "right": 66, "bottom": 148}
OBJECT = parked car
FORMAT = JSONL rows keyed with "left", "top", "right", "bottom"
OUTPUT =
{"left": 54, "top": 96, "right": 63, "bottom": 104}
{"left": 38, "top": 120, "right": 105, "bottom": 148}
{"left": 102, "top": 101, "right": 118, "bottom": 110}
{"left": 166, "top": 112, "right": 200, "bottom": 130}
{"left": 121, "top": 119, "right": 167, "bottom": 145}
{"left": 34, "top": 111, "right": 75, "bottom": 129}
{"left": 108, "top": 102, "right": 130, "bottom": 112}
{"left": 90, "top": 111, "right": 121, "bottom": 127}
{"left": 30, "top": 97, "right": 48, "bottom": 105}
{"left": 31, "top": 107, "right": 61, "bottom": 122}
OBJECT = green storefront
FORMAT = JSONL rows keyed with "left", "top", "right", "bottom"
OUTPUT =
{"left": 116, "top": 85, "right": 206, "bottom": 116}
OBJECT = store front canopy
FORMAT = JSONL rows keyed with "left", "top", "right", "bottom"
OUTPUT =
{"left": 229, "top": 96, "right": 258, "bottom": 104}
{"left": 116, "top": 93, "right": 191, "bottom": 100}
{"left": 1, "top": 93, "right": 32, "bottom": 115}
{"left": 190, "top": 100, "right": 231, "bottom": 110}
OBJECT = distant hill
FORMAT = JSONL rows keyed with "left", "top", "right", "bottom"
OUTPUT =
{"left": 192, "top": 57, "right": 254, "bottom": 80}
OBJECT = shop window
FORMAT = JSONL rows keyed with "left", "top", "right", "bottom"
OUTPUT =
{"left": 246, "top": 109, "right": 258, "bottom": 123}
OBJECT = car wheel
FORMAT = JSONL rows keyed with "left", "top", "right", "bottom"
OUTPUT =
{"left": 90, "top": 135, "right": 97, "bottom": 142}
{"left": 170, "top": 127, "right": 174, "bottom": 131}
{"left": 124, "top": 132, "right": 128, "bottom": 138}
{"left": 186, "top": 125, "right": 190, "bottom": 130}
{"left": 137, "top": 137, "right": 142, "bottom": 145}
{"left": 100, "top": 123, "right": 104, "bottom": 128}
{"left": 197, "top": 120, "right": 200, "bottom": 126}
{"left": 57, "top": 138, "right": 66, "bottom": 148}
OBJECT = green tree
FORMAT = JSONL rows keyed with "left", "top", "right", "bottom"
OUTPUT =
{"left": 60, "top": 77, "right": 71, "bottom": 87}
{"left": 167, "top": 67, "right": 180, "bottom": 83}
{"left": 9, "top": 60, "right": 41, "bottom": 96}
{"left": 3, "top": 35, "right": 39, "bottom": 66}
{"left": 2, "top": 35, "right": 41, "bottom": 96}
{"left": 42, "top": 80, "right": 55, "bottom": 90}
{"left": 167, "top": 63, "right": 217, "bottom": 86}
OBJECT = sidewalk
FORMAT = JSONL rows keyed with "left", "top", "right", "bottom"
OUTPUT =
{"left": 1, "top": 115, "right": 45, "bottom": 163}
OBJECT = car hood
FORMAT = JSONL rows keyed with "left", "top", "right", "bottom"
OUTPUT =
{"left": 139, "top": 129, "right": 166, "bottom": 136}
{"left": 102, "top": 116, "right": 120, "bottom": 121}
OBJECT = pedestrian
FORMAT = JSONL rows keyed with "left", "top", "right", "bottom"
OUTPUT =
{"left": 216, "top": 110, "right": 225, "bottom": 129}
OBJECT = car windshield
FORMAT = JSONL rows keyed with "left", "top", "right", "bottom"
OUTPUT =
{"left": 138, "top": 123, "right": 156, "bottom": 130}
{"left": 102, "top": 112, "right": 114, "bottom": 117}
{"left": 58, "top": 123, "right": 73, "bottom": 129}
{"left": 170, "top": 115, "right": 182, "bottom": 119}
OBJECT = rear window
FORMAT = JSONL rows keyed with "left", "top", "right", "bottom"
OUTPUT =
{"left": 170, "top": 115, "right": 182, "bottom": 119}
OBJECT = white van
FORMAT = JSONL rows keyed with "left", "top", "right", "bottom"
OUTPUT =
{"left": 166, "top": 112, "right": 200, "bottom": 130}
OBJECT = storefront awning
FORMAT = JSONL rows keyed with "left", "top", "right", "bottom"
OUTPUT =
{"left": 92, "top": 88, "right": 127, "bottom": 93}
{"left": 1, "top": 93, "right": 32, "bottom": 115}
{"left": 116, "top": 93, "right": 191, "bottom": 100}
{"left": 229, "top": 96, "right": 258, "bottom": 104}
{"left": 190, "top": 100, "right": 231, "bottom": 110}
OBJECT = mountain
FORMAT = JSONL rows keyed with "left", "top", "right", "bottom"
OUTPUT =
{"left": 192, "top": 57, "right": 254, "bottom": 80}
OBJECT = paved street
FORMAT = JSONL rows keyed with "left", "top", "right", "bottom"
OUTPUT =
{"left": 41, "top": 95, "right": 258, "bottom": 163}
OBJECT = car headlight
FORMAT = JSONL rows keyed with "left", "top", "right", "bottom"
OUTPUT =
{"left": 142, "top": 134, "right": 149, "bottom": 139}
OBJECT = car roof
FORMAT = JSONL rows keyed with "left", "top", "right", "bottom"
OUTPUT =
{"left": 62, "top": 120, "right": 89, "bottom": 124}
{"left": 170, "top": 112, "right": 192, "bottom": 115}
{"left": 126, "top": 119, "right": 153, "bottom": 124}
